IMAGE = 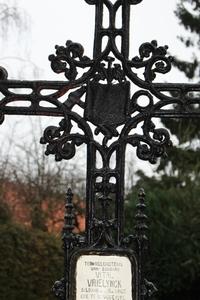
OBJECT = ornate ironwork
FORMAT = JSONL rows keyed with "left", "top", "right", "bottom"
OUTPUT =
{"left": 0, "top": 0, "right": 199, "bottom": 299}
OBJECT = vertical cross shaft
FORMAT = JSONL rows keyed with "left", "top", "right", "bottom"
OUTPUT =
{"left": 92, "top": 0, "right": 132, "bottom": 59}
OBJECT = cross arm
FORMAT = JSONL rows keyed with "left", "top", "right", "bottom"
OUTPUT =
{"left": 0, "top": 78, "right": 83, "bottom": 121}
{"left": 149, "top": 82, "right": 200, "bottom": 118}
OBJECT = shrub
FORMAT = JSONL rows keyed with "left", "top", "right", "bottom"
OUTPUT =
{"left": 0, "top": 223, "right": 63, "bottom": 300}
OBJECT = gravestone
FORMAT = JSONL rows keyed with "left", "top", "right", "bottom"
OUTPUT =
{"left": 0, "top": 1, "right": 199, "bottom": 300}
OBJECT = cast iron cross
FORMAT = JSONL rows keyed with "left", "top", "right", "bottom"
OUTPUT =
{"left": 0, "top": 1, "right": 199, "bottom": 299}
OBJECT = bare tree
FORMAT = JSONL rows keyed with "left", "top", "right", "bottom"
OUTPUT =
{"left": 0, "top": 117, "right": 86, "bottom": 231}
{"left": 0, "top": 2, "right": 28, "bottom": 38}
{"left": 0, "top": 2, "right": 85, "bottom": 231}
{"left": 0, "top": 1, "right": 43, "bottom": 79}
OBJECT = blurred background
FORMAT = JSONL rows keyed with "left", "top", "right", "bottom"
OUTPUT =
{"left": 0, "top": 0, "right": 199, "bottom": 299}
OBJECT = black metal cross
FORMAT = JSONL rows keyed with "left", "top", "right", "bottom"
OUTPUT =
{"left": 0, "top": 1, "right": 199, "bottom": 299}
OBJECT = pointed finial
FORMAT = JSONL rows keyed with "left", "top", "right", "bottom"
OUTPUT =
{"left": 135, "top": 188, "right": 148, "bottom": 242}
{"left": 63, "top": 188, "right": 75, "bottom": 237}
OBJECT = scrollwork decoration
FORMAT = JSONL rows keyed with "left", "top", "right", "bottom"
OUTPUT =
{"left": 0, "top": 1, "right": 199, "bottom": 300}
{"left": 52, "top": 278, "right": 65, "bottom": 300}
{"left": 131, "top": 40, "right": 173, "bottom": 82}
{"left": 126, "top": 119, "right": 172, "bottom": 164}
{"left": 49, "top": 40, "right": 93, "bottom": 80}
{"left": 0, "top": 66, "right": 8, "bottom": 80}
{"left": 40, "top": 116, "right": 88, "bottom": 161}
{"left": 142, "top": 279, "right": 158, "bottom": 299}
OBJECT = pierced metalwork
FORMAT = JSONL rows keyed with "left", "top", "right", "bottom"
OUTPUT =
{"left": 0, "top": 1, "right": 200, "bottom": 299}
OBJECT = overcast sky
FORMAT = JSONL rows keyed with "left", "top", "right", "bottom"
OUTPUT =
{"left": 0, "top": 0, "right": 197, "bottom": 179}
{"left": 0, "top": 0, "right": 194, "bottom": 82}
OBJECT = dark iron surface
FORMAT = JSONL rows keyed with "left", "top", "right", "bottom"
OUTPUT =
{"left": 0, "top": 1, "right": 199, "bottom": 299}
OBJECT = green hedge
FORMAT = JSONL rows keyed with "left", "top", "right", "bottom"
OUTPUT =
{"left": 0, "top": 223, "right": 63, "bottom": 300}
{"left": 125, "top": 181, "right": 200, "bottom": 300}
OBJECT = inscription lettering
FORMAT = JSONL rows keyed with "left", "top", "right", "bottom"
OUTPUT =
{"left": 76, "top": 255, "right": 133, "bottom": 300}
{"left": 87, "top": 279, "right": 122, "bottom": 288}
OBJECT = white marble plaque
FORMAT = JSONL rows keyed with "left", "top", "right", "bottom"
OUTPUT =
{"left": 76, "top": 255, "right": 133, "bottom": 300}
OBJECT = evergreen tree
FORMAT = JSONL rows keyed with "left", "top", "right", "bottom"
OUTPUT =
{"left": 162, "top": 0, "right": 200, "bottom": 181}
{"left": 125, "top": 1, "right": 200, "bottom": 299}
{"left": 174, "top": 0, "right": 200, "bottom": 79}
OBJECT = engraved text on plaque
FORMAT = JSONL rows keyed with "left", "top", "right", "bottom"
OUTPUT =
{"left": 76, "top": 255, "right": 133, "bottom": 300}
